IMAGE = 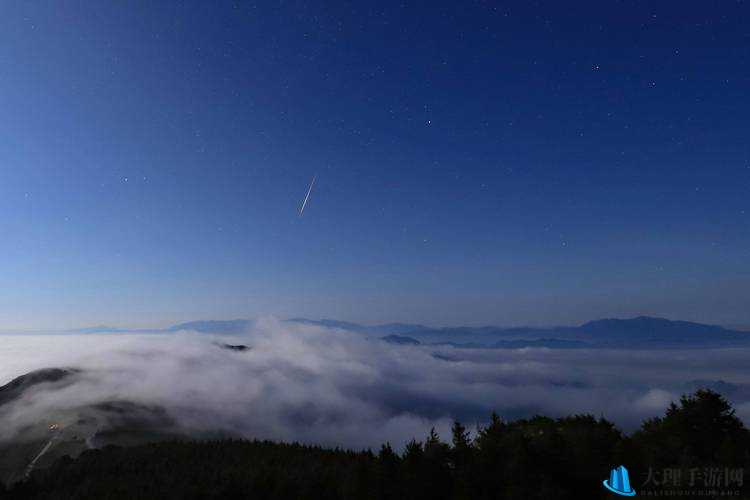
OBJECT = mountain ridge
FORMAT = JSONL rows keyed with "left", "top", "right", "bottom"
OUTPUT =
{"left": 66, "top": 316, "right": 750, "bottom": 349}
{"left": 288, "top": 316, "right": 750, "bottom": 348}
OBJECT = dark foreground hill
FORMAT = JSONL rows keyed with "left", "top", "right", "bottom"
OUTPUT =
{"left": 0, "top": 368, "right": 76, "bottom": 407}
{"left": 2, "top": 389, "right": 748, "bottom": 500}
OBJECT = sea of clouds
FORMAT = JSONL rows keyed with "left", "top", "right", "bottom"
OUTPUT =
{"left": 1, "top": 317, "right": 750, "bottom": 450}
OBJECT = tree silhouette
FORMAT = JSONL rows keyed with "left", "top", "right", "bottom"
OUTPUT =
{"left": 634, "top": 389, "right": 750, "bottom": 467}
{"left": 1, "top": 389, "right": 748, "bottom": 500}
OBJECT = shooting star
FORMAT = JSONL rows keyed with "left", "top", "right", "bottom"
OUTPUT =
{"left": 299, "top": 175, "right": 316, "bottom": 216}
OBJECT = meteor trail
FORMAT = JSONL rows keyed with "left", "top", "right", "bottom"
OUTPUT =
{"left": 299, "top": 175, "right": 316, "bottom": 216}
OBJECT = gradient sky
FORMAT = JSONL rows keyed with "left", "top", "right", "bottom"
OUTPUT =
{"left": 1, "top": 1, "right": 748, "bottom": 330}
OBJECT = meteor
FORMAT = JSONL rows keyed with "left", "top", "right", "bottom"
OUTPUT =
{"left": 299, "top": 175, "right": 316, "bottom": 216}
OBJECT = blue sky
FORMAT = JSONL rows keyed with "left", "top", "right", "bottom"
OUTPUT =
{"left": 1, "top": 1, "right": 748, "bottom": 329}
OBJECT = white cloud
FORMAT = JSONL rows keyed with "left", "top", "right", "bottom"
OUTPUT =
{"left": 1, "top": 317, "right": 749, "bottom": 449}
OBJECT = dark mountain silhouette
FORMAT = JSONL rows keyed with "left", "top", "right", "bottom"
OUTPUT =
{"left": 283, "top": 316, "right": 750, "bottom": 348}
{"left": 574, "top": 316, "right": 749, "bottom": 343}
{"left": 87, "top": 316, "right": 750, "bottom": 349}
{"left": 0, "top": 369, "right": 186, "bottom": 486}
{"left": 0, "top": 369, "right": 77, "bottom": 407}
{"left": 381, "top": 335, "right": 421, "bottom": 345}
{"left": 216, "top": 343, "right": 250, "bottom": 352}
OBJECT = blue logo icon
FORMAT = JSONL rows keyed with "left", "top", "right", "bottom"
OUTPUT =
{"left": 603, "top": 465, "right": 636, "bottom": 496}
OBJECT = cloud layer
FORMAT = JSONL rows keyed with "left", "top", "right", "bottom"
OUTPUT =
{"left": 2, "top": 317, "right": 750, "bottom": 449}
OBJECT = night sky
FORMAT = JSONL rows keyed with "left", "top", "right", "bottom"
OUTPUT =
{"left": 1, "top": 1, "right": 748, "bottom": 330}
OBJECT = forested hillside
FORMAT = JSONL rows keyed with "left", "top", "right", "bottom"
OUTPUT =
{"left": 1, "top": 390, "right": 748, "bottom": 500}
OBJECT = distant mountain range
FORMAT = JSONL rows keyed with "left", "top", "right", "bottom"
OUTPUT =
{"left": 167, "top": 320, "right": 252, "bottom": 335}
{"left": 69, "top": 316, "right": 750, "bottom": 349}
{"left": 288, "top": 316, "right": 750, "bottom": 349}
{"left": 287, "top": 319, "right": 432, "bottom": 336}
